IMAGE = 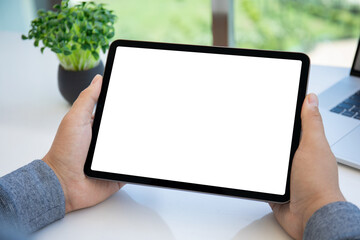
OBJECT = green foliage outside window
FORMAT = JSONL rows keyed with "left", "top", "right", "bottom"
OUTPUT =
{"left": 235, "top": 0, "right": 360, "bottom": 51}
{"left": 98, "top": 0, "right": 359, "bottom": 52}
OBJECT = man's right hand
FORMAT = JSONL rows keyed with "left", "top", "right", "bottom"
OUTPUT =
{"left": 270, "top": 93, "right": 346, "bottom": 239}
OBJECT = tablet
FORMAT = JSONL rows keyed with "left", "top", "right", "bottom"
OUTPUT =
{"left": 84, "top": 40, "right": 309, "bottom": 203}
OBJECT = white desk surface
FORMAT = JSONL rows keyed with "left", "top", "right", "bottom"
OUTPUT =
{"left": 1, "top": 32, "right": 359, "bottom": 240}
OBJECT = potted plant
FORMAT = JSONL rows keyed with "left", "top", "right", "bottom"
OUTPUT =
{"left": 22, "top": 0, "right": 116, "bottom": 104}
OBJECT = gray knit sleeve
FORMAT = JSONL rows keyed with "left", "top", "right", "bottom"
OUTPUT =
{"left": 0, "top": 160, "right": 65, "bottom": 233}
{"left": 304, "top": 201, "right": 360, "bottom": 240}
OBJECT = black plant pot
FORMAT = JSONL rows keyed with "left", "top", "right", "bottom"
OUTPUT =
{"left": 58, "top": 61, "right": 104, "bottom": 104}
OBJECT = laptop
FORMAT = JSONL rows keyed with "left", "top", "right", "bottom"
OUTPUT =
{"left": 318, "top": 38, "right": 360, "bottom": 169}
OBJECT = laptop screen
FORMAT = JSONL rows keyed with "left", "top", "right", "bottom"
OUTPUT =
{"left": 351, "top": 39, "right": 360, "bottom": 76}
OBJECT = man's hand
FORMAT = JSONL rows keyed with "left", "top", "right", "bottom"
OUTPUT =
{"left": 43, "top": 75, "right": 124, "bottom": 213}
{"left": 270, "top": 93, "right": 345, "bottom": 239}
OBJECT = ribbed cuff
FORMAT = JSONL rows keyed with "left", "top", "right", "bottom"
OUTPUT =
{"left": 304, "top": 201, "right": 360, "bottom": 240}
{"left": 0, "top": 160, "right": 65, "bottom": 233}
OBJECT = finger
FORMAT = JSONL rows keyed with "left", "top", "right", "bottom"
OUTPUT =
{"left": 269, "top": 202, "right": 276, "bottom": 209}
{"left": 300, "top": 93, "right": 327, "bottom": 142}
{"left": 269, "top": 202, "right": 282, "bottom": 214}
{"left": 71, "top": 75, "right": 103, "bottom": 122}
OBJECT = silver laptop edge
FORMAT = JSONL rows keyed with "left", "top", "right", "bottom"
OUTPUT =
{"left": 318, "top": 38, "right": 360, "bottom": 170}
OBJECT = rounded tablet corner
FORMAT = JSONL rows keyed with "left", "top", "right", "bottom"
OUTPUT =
{"left": 83, "top": 164, "right": 93, "bottom": 178}
{"left": 300, "top": 52, "right": 311, "bottom": 66}
{"left": 277, "top": 196, "right": 290, "bottom": 204}
{"left": 109, "top": 39, "right": 119, "bottom": 48}
{"left": 279, "top": 192, "right": 290, "bottom": 204}
{"left": 109, "top": 39, "right": 123, "bottom": 52}
{"left": 268, "top": 199, "right": 289, "bottom": 205}
{"left": 266, "top": 194, "right": 289, "bottom": 204}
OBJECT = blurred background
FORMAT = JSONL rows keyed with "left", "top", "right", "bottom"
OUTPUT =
{"left": 0, "top": 0, "right": 359, "bottom": 67}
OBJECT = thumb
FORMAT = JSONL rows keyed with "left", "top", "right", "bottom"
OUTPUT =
{"left": 70, "top": 74, "right": 103, "bottom": 122}
{"left": 300, "top": 93, "right": 326, "bottom": 142}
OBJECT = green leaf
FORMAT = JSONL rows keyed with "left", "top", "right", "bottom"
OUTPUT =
{"left": 58, "top": 13, "right": 66, "bottom": 20}
{"left": 21, "top": 34, "right": 28, "bottom": 40}
{"left": 37, "top": 9, "right": 46, "bottom": 16}
{"left": 81, "top": 43, "right": 91, "bottom": 50}
{"left": 106, "top": 32, "right": 114, "bottom": 39}
{"left": 71, "top": 45, "right": 77, "bottom": 50}
{"left": 34, "top": 40, "right": 39, "bottom": 47}
{"left": 49, "top": 19, "right": 58, "bottom": 27}
{"left": 85, "top": 36, "right": 91, "bottom": 43}
{"left": 66, "top": 21, "right": 73, "bottom": 30}
{"left": 53, "top": 4, "right": 60, "bottom": 10}
{"left": 94, "top": 21, "right": 102, "bottom": 28}
{"left": 63, "top": 49, "right": 72, "bottom": 55}
{"left": 80, "top": 23, "right": 86, "bottom": 31}
{"left": 101, "top": 44, "right": 108, "bottom": 53}
{"left": 61, "top": 0, "right": 69, "bottom": 9}
{"left": 40, "top": 47, "right": 45, "bottom": 53}
{"left": 91, "top": 51, "right": 99, "bottom": 59}
{"left": 52, "top": 47, "right": 62, "bottom": 53}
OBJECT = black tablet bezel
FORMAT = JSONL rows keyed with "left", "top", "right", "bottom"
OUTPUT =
{"left": 84, "top": 39, "right": 310, "bottom": 203}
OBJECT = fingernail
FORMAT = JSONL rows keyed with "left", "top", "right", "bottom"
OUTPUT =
{"left": 307, "top": 93, "right": 318, "bottom": 107}
{"left": 91, "top": 74, "right": 102, "bottom": 85}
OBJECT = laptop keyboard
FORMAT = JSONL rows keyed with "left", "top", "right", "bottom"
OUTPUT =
{"left": 330, "top": 90, "right": 360, "bottom": 120}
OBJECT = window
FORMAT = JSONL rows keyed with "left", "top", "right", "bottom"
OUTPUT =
{"left": 98, "top": 0, "right": 360, "bottom": 67}
{"left": 233, "top": 0, "right": 360, "bottom": 67}
{"left": 97, "top": 0, "right": 212, "bottom": 45}
{"left": 2, "top": 0, "right": 359, "bottom": 67}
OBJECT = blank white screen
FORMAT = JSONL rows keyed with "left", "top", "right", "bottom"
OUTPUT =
{"left": 91, "top": 46, "right": 302, "bottom": 195}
